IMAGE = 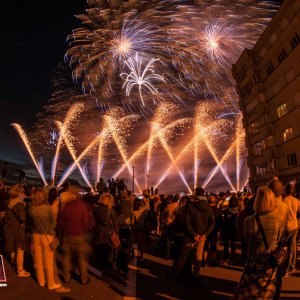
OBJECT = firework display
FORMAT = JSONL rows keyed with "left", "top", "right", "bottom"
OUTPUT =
{"left": 16, "top": 0, "right": 279, "bottom": 192}
{"left": 14, "top": 102, "right": 248, "bottom": 192}
{"left": 65, "top": 0, "right": 276, "bottom": 108}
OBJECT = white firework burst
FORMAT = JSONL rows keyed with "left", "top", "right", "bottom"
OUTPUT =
{"left": 121, "top": 53, "right": 165, "bottom": 106}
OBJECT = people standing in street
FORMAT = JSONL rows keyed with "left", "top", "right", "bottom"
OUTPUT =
{"left": 3, "top": 185, "right": 30, "bottom": 277}
{"left": 267, "top": 178, "right": 289, "bottom": 299}
{"left": 173, "top": 187, "right": 215, "bottom": 278}
{"left": 237, "top": 198, "right": 254, "bottom": 264}
{"left": 282, "top": 182, "right": 300, "bottom": 275}
{"left": 27, "top": 188, "right": 60, "bottom": 290}
{"left": 93, "top": 193, "right": 119, "bottom": 272}
{"left": 235, "top": 186, "right": 283, "bottom": 299}
{"left": 59, "top": 191, "right": 92, "bottom": 285}
{"left": 172, "top": 195, "right": 191, "bottom": 274}
{"left": 130, "top": 198, "right": 149, "bottom": 261}
{"left": 221, "top": 196, "right": 239, "bottom": 265}
{"left": 203, "top": 195, "right": 223, "bottom": 267}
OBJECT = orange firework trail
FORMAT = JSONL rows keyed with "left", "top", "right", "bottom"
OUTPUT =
{"left": 193, "top": 102, "right": 235, "bottom": 191}
{"left": 145, "top": 103, "right": 193, "bottom": 192}
{"left": 56, "top": 121, "right": 95, "bottom": 193}
{"left": 203, "top": 138, "right": 235, "bottom": 191}
{"left": 102, "top": 108, "right": 142, "bottom": 193}
{"left": 154, "top": 137, "right": 195, "bottom": 190}
{"left": 203, "top": 139, "right": 237, "bottom": 189}
{"left": 51, "top": 103, "right": 84, "bottom": 185}
{"left": 12, "top": 123, "right": 48, "bottom": 186}
{"left": 112, "top": 104, "right": 192, "bottom": 180}
{"left": 151, "top": 121, "right": 192, "bottom": 194}
{"left": 96, "top": 135, "right": 107, "bottom": 184}
{"left": 57, "top": 133, "right": 102, "bottom": 187}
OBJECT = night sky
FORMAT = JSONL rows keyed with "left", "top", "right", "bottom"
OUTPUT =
{"left": 0, "top": 0, "right": 283, "bottom": 179}
{"left": 0, "top": 0, "right": 86, "bottom": 162}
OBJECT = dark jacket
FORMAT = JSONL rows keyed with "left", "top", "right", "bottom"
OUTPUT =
{"left": 237, "top": 209, "right": 249, "bottom": 240}
{"left": 0, "top": 188, "right": 7, "bottom": 212}
{"left": 185, "top": 199, "right": 215, "bottom": 239}
{"left": 222, "top": 207, "right": 238, "bottom": 239}
{"left": 210, "top": 206, "right": 223, "bottom": 236}
{"left": 118, "top": 198, "right": 132, "bottom": 217}
{"left": 174, "top": 205, "right": 190, "bottom": 236}
{"left": 93, "top": 204, "right": 118, "bottom": 245}
{"left": 3, "top": 199, "right": 26, "bottom": 252}
{"left": 59, "top": 199, "right": 91, "bottom": 236}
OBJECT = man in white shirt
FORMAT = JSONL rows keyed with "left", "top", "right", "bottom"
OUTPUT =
{"left": 283, "top": 182, "right": 300, "bottom": 275}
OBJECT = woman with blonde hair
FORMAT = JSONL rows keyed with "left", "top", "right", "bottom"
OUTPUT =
{"left": 27, "top": 188, "right": 60, "bottom": 290}
{"left": 235, "top": 186, "right": 283, "bottom": 300}
{"left": 3, "top": 185, "right": 30, "bottom": 277}
{"left": 93, "top": 193, "right": 119, "bottom": 271}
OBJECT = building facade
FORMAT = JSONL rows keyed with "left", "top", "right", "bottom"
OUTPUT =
{"left": 232, "top": 0, "right": 300, "bottom": 189}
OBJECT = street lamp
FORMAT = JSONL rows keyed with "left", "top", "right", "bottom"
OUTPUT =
{"left": 146, "top": 174, "right": 149, "bottom": 191}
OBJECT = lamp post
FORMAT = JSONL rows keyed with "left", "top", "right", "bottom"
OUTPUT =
{"left": 132, "top": 165, "right": 135, "bottom": 194}
{"left": 146, "top": 174, "right": 149, "bottom": 191}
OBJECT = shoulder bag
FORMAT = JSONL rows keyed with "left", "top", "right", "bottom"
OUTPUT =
{"left": 255, "top": 214, "right": 287, "bottom": 268}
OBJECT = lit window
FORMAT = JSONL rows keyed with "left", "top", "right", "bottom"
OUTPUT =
{"left": 256, "top": 162, "right": 267, "bottom": 176}
{"left": 249, "top": 118, "right": 261, "bottom": 136}
{"left": 254, "top": 140, "right": 265, "bottom": 156}
{"left": 265, "top": 135, "right": 274, "bottom": 147}
{"left": 270, "top": 159, "right": 277, "bottom": 171}
{"left": 277, "top": 103, "right": 288, "bottom": 118}
{"left": 287, "top": 153, "right": 297, "bottom": 167}
{"left": 283, "top": 127, "right": 293, "bottom": 142}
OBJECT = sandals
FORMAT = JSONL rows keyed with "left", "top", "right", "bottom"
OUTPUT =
{"left": 17, "top": 270, "right": 31, "bottom": 277}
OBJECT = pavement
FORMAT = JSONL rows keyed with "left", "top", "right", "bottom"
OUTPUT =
{"left": 135, "top": 236, "right": 300, "bottom": 300}
{"left": 1, "top": 239, "right": 300, "bottom": 300}
{"left": 0, "top": 251, "right": 136, "bottom": 300}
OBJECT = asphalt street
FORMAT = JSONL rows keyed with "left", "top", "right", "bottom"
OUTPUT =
{"left": 1, "top": 240, "right": 300, "bottom": 300}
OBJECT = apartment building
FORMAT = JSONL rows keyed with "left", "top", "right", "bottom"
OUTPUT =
{"left": 232, "top": 0, "right": 300, "bottom": 189}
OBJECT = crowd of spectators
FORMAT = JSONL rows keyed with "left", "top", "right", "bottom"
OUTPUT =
{"left": 0, "top": 177, "right": 299, "bottom": 299}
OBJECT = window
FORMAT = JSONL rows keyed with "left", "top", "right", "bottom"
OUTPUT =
{"left": 266, "top": 63, "right": 274, "bottom": 76}
{"left": 253, "top": 73, "right": 261, "bottom": 84}
{"left": 242, "top": 79, "right": 253, "bottom": 99}
{"left": 270, "top": 159, "right": 278, "bottom": 171}
{"left": 238, "top": 66, "right": 247, "bottom": 81}
{"left": 290, "top": 33, "right": 300, "bottom": 49}
{"left": 283, "top": 127, "right": 293, "bottom": 142}
{"left": 265, "top": 135, "right": 274, "bottom": 147}
{"left": 278, "top": 49, "right": 287, "bottom": 64}
{"left": 249, "top": 119, "right": 261, "bottom": 136}
{"left": 254, "top": 140, "right": 265, "bottom": 156}
{"left": 256, "top": 162, "right": 267, "bottom": 176}
{"left": 277, "top": 103, "right": 288, "bottom": 118}
{"left": 287, "top": 153, "right": 297, "bottom": 167}
{"left": 264, "top": 113, "right": 269, "bottom": 123}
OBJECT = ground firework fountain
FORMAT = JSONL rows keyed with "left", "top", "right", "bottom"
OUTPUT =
{"left": 14, "top": 102, "right": 248, "bottom": 193}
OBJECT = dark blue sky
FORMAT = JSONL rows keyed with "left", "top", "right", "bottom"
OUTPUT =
{"left": 0, "top": 0, "right": 283, "bottom": 168}
{"left": 0, "top": 0, "right": 86, "bottom": 163}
